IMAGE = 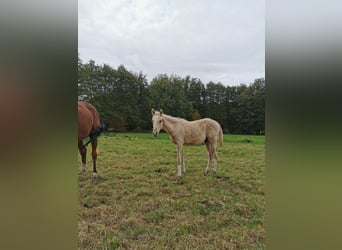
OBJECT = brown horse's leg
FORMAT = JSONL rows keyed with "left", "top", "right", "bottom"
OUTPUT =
{"left": 91, "top": 138, "right": 98, "bottom": 179}
{"left": 205, "top": 141, "right": 212, "bottom": 175}
{"left": 78, "top": 141, "right": 87, "bottom": 173}
{"left": 176, "top": 143, "right": 183, "bottom": 176}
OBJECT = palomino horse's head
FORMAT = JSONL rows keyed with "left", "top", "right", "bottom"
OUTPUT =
{"left": 151, "top": 108, "right": 164, "bottom": 137}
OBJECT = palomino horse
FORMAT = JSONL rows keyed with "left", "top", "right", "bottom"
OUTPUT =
{"left": 151, "top": 108, "right": 223, "bottom": 176}
{"left": 78, "top": 101, "right": 105, "bottom": 178}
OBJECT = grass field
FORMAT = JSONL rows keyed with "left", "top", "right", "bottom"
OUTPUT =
{"left": 78, "top": 132, "right": 265, "bottom": 249}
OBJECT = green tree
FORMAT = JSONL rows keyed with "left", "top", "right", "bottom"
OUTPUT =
{"left": 185, "top": 77, "right": 206, "bottom": 120}
{"left": 205, "top": 82, "right": 227, "bottom": 130}
{"left": 135, "top": 71, "right": 151, "bottom": 130}
{"left": 78, "top": 55, "right": 265, "bottom": 134}
{"left": 148, "top": 74, "right": 192, "bottom": 119}
{"left": 231, "top": 79, "right": 265, "bottom": 134}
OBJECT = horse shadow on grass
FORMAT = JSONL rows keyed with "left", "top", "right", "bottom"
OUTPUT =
{"left": 214, "top": 174, "right": 230, "bottom": 181}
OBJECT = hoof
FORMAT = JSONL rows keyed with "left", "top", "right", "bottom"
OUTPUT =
{"left": 176, "top": 176, "right": 184, "bottom": 184}
{"left": 81, "top": 164, "right": 86, "bottom": 173}
{"left": 92, "top": 172, "right": 98, "bottom": 179}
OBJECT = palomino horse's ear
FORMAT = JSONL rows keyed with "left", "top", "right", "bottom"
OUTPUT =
{"left": 160, "top": 109, "right": 163, "bottom": 115}
{"left": 151, "top": 108, "right": 155, "bottom": 115}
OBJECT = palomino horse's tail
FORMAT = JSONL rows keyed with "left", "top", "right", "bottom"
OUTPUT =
{"left": 218, "top": 127, "right": 223, "bottom": 146}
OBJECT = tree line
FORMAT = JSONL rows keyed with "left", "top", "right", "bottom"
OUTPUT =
{"left": 78, "top": 57, "right": 265, "bottom": 134}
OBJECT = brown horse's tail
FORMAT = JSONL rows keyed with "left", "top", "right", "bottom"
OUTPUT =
{"left": 91, "top": 119, "right": 105, "bottom": 139}
{"left": 219, "top": 127, "right": 223, "bottom": 146}
{"left": 84, "top": 119, "right": 106, "bottom": 147}
{"left": 99, "top": 119, "right": 105, "bottom": 133}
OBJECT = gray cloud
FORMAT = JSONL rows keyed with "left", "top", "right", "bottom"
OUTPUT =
{"left": 79, "top": 0, "right": 264, "bottom": 86}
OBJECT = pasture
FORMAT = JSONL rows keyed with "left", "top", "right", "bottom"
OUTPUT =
{"left": 78, "top": 132, "right": 265, "bottom": 249}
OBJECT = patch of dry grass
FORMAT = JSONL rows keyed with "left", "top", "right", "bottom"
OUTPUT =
{"left": 78, "top": 133, "right": 265, "bottom": 249}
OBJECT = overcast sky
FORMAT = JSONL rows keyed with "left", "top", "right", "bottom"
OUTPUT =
{"left": 79, "top": 0, "right": 264, "bottom": 86}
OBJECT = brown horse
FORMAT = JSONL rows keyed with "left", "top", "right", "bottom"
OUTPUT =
{"left": 78, "top": 101, "right": 104, "bottom": 178}
{"left": 151, "top": 108, "right": 223, "bottom": 176}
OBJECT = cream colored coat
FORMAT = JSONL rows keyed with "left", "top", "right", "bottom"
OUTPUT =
{"left": 151, "top": 109, "right": 223, "bottom": 176}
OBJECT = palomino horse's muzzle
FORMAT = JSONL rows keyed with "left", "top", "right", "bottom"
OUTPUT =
{"left": 152, "top": 130, "right": 159, "bottom": 137}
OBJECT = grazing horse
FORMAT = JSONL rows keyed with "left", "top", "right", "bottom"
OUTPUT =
{"left": 151, "top": 108, "right": 223, "bottom": 176}
{"left": 78, "top": 101, "right": 105, "bottom": 178}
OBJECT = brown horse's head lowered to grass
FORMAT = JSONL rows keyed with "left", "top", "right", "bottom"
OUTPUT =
{"left": 78, "top": 101, "right": 105, "bottom": 179}
{"left": 151, "top": 108, "right": 223, "bottom": 176}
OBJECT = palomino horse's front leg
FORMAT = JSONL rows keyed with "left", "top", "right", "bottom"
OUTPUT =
{"left": 176, "top": 143, "right": 183, "bottom": 176}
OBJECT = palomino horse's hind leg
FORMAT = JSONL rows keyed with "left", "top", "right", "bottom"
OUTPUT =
{"left": 91, "top": 139, "right": 98, "bottom": 179}
{"left": 182, "top": 156, "right": 186, "bottom": 174}
{"left": 212, "top": 143, "right": 218, "bottom": 174}
{"left": 213, "top": 159, "right": 218, "bottom": 173}
{"left": 78, "top": 142, "right": 87, "bottom": 173}
{"left": 205, "top": 142, "right": 211, "bottom": 175}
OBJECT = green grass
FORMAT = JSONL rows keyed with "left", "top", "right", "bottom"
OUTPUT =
{"left": 78, "top": 132, "right": 265, "bottom": 249}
